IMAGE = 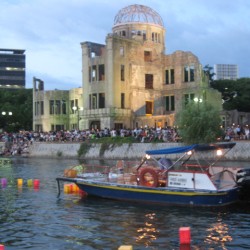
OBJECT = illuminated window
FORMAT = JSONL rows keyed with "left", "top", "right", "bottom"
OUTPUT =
{"left": 146, "top": 101, "right": 153, "bottom": 115}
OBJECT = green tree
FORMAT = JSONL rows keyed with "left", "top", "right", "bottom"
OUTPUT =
{"left": 0, "top": 89, "right": 33, "bottom": 132}
{"left": 175, "top": 101, "right": 222, "bottom": 144}
{"left": 211, "top": 78, "right": 250, "bottom": 112}
{"left": 203, "top": 64, "right": 215, "bottom": 84}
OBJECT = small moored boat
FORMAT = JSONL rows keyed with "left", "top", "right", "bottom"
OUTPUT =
{"left": 56, "top": 142, "right": 250, "bottom": 207}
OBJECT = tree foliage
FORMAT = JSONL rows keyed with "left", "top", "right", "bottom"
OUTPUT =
{"left": 175, "top": 101, "right": 222, "bottom": 144}
{"left": 0, "top": 89, "right": 33, "bottom": 132}
{"left": 203, "top": 64, "right": 215, "bottom": 84}
{"left": 211, "top": 78, "right": 250, "bottom": 112}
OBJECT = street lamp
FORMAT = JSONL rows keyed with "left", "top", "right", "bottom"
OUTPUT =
{"left": 1, "top": 111, "right": 13, "bottom": 131}
{"left": 72, "top": 106, "right": 83, "bottom": 130}
{"left": 194, "top": 97, "right": 202, "bottom": 103}
{"left": 2, "top": 111, "right": 12, "bottom": 116}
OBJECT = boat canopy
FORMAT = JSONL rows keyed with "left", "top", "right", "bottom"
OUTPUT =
{"left": 145, "top": 144, "right": 197, "bottom": 155}
{"left": 145, "top": 142, "right": 236, "bottom": 155}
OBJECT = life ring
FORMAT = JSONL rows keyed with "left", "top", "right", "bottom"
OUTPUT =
{"left": 138, "top": 167, "right": 158, "bottom": 187}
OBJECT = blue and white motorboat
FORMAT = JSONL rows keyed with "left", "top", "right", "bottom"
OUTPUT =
{"left": 56, "top": 142, "right": 250, "bottom": 207}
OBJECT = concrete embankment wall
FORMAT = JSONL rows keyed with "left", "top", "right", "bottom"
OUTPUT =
{"left": 26, "top": 141, "right": 250, "bottom": 161}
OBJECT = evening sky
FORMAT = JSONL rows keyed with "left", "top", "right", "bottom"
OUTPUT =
{"left": 1, "top": 0, "right": 249, "bottom": 89}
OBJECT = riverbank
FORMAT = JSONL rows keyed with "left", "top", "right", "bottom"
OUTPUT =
{"left": 15, "top": 140, "right": 250, "bottom": 161}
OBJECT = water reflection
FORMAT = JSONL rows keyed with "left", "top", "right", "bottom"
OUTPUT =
{"left": 0, "top": 157, "right": 250, "bottom": 250}
{"left": 136, "top": 213, "right": 159, "bottom": 247}
{"left": 205, "top": 214, "right": 232, "bottom": 249}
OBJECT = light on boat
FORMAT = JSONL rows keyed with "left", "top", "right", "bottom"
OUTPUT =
{"left": 186, "top": 151, "right": 192, "bottom": 155}
{"left": 145, "top": 154, "right": 151, "bottom": 159}
{"left": 217, "top": 149, "right": 222, "bottom": 156}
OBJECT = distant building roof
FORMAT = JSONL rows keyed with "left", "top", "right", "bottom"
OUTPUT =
{"left": 0, "top": 49, "right": 25, "bottom": 54}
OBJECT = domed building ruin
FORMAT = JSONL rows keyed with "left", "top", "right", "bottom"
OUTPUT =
{"left": 33, "top": 4, "right": 222, "bottom": 131}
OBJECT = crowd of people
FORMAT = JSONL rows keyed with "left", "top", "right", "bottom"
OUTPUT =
{"left": 1, "top": 125, "right": 249, "bottom": 156}
{"left": 0, "top": 127, "right": 181, "bottom": 156}
{"left": 224, "top": 125, "right": 250, "bottom": 141}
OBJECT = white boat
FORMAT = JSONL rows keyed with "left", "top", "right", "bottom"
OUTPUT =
{"left": 57, "top": 142, "right": 250, "bottom": 207}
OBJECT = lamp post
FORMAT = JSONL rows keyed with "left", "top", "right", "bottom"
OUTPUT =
{"left": 72, "top": 106, "right": 83, "bottom": 130}
{"left": 1, "top": 111, "right": 13, "bottom": 132}
{"left": 193, "top": 97, "right": 202, "bottom": 103}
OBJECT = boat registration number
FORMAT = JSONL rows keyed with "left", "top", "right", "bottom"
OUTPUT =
{"left": 168, "top": 172, "right": 193, "bottom": 188}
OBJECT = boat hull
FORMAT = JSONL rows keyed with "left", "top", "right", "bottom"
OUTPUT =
{"left": 74, "top": 179, "right": 239, "bottom": 207}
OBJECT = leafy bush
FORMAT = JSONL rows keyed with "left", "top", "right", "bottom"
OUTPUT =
{"left": 175, "top": 101, "right": 223, "bottom": 144}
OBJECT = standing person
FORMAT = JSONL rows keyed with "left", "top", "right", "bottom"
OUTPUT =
{"left": 244, "top": 126, "right": 249, "bottom": 140}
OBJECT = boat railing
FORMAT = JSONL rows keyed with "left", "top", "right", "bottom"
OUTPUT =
{"left": 106, "top": 160, "right": 140, "bottom": 184}
{"left": 64, "top": 164, "right": 110, "bottom": 178}
{"left": 63, "top": 161, "right": 141, "bottom": 184}
{"left": 181, "top": 164, "right": 209, "bottom": 172}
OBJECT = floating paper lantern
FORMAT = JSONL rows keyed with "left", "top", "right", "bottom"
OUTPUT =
{"left": 1, "top": 178, "right": 7, "bottom": 187}
{"left": 179, "top": 227, "right": 191, "bottom": 245}
{"left": 33, "top": 179, "right": 40, "bottom": 188}
{"left": 17, "top": 178, "right": 23, "bottom": 186}
{"left": 27, "top": 179, "right": 33, "bottom": 187}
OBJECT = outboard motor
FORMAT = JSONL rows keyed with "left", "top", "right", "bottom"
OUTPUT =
{"left": 236, "top": 168, "right": 250, "bottom": 200}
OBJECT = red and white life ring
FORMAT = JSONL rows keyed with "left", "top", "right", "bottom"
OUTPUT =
{"left": 138, "top": 167, "right": 158, "bottom": 187}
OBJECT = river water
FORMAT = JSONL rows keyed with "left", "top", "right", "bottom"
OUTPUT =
{"left": 0, "top": 157, "right": 250, "bottom": 250}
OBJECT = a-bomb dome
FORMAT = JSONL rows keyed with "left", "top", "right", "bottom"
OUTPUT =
{"left": 113, "top": 4, "right": 164, "bottom": 27}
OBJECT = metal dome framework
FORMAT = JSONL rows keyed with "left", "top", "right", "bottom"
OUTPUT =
{"left": 113, "top": 4, "right": 164, "bottom": 27}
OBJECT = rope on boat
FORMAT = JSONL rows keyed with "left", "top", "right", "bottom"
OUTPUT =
{"left": 56, "top": 178, "right": 61, "bottom": 198}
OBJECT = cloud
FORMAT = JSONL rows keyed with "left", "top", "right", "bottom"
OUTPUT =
{"left": 1, "top": 0, "right": 249, "bottom": 89}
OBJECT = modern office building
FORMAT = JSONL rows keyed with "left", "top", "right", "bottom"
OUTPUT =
{"left": 214, "top": 64, "right": 238, "bottom": 80}
{"left": 33, "top": 4, "right": 222, "bottom": 131}
{"left": 0, "top": 48, "right": 26, "bottom": 89}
